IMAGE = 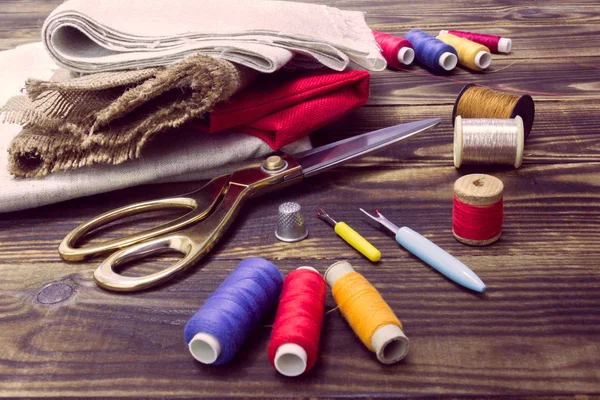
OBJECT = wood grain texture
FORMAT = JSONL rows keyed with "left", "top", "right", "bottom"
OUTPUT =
{"left": 0, "top": 0, "right": 599, "bottom": 398}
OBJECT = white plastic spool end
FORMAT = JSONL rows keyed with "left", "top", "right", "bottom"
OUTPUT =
{"left": 453, "top": 115, "right": 464, "bottom": 168}
{"left": 498, "top": 37, "right": 512, "bottom": 53}
{"left": 398, "top": 47, "right": 415, "bottom": 65}
{"left": 188, "top": 332, "right": 221, "bottom": 364}
{"left": 371, "top": 324, "right": 410, "bottom": 364}
{"left": 297, "top": 266, "right": 320, "bottom": 274}
{"left": 274, "top": 343, "right": 308, "bottom": 377}
{"left": 439, "top": 30, "right": 449, "bottom": 35}
{"left": 324, "top": 260, "right": 355, "bottom": 287}
{"left": 439, "top": 52, "right": 458, "bottom": 71}
{"left": 474, "top": 51, "right": 492, "bottom": 70}
{"left": 514, "top": 116, "right": 525, "bottom": 168}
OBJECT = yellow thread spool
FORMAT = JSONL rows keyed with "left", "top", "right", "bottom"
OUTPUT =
{"left": 436, "top": 33, "right": 492, "bottom": 71}
{"left": 325, "top": 261, "right": 409, "bottom": 364}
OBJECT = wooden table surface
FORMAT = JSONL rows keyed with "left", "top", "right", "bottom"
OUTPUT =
{"left": 1, "top": 0, "right": 599, "bottom": 398}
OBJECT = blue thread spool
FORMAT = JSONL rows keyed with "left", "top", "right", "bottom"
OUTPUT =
{"left": 184, "top": 257, "right": 283, "bottom": 365}
{"left": 405, "top": 29, "right": 458, "bottom": 74}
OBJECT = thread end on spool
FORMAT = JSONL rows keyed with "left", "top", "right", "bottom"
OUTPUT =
{"left": 439, "top": 29, "right": 449, "bottom": 35}
{"left": 324, "top": 261, "right": 355, "bottom": 287}
{"left": 371, "top": 324, "right": 409, "bottom": 364}
{"left": 297, "top": 266, "right": 320, "bottom": 274}
{"left": 475, "top": 51, "right": 492, "bottom": 69}
{"left": 498, "top": 37, "right": 512, "bottom": 53}
{"left": 398, "top": 47, "right": 415, "bottom": 65}
{"left": 514, "top": 115, "right": 525, "bottom": 168}
{"left": 439, "top": 52, "right": 458, "bottom": 71}
{"left": 274, "top": 343, "right": 308, "bottom": 377}
{"left": 453, "top": 116, "right": 463, "bottom": 168}
{"left": 188, "top": 332, "right": 221, "bottom": 364}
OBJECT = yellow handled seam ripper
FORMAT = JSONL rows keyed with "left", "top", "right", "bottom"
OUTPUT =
{"left": 317, "top": 207, "right": 381, "bottom": 262}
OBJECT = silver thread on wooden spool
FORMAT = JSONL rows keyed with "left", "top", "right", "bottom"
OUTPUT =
{"left": 454, "top": 116, "right": 524, "bottom": 168}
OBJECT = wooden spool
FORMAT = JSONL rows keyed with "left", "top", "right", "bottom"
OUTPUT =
{"left": 453, "top": 174, "right": 504, "bottom": 246}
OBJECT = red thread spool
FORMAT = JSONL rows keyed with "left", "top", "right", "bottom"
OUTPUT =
{"left": 452, "top": 174, "right": 504, "bottom": 246}
{"left": 439, "top": 30, "right": 512, "bottom": 54}
{"left": 267, "top": 267, "right": 326, "bottom": 377}
{"left": 372, "top": 30, "right": 415, "bottom": 69}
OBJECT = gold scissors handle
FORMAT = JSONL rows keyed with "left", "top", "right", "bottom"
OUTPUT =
{"left": 58, "top": 174, "right": 231, "bottom": 262}
{"left": 93, "top": 182, "right": 251, "bottom": 291}
{"left": 61, "top": 155, "right": 303, "bottom": 292}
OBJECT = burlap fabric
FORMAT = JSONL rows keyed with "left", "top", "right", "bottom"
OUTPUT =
{"left": 1, "top": 54, "right": 252, "bottom": 177}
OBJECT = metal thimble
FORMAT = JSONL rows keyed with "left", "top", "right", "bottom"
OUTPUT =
{"left": 275, "top": 202, "right": 309, "bottom": 242}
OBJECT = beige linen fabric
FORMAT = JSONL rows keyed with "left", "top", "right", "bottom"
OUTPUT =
{"left": 42, "top": 0, "right": 385, "bottom": 73}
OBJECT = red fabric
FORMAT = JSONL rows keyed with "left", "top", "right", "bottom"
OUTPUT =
{"left": 194, "top": 69, "right": 370, "bottom": 150}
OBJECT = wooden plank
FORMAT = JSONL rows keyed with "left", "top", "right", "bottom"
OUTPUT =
{"left": 1, "top": 161, "right": 598, "bottom": 265}
{"left": 366, "top": 59, "right": 600, "bottom": 104}
{"left": 0, "top": 0, "right": 599, "bottom": 398}
{"left": 355, "top": 0, "right": 600, "bottom": 27}
{"left": 0, "top": 255, "right": 598, "bottom": 397}
{"left": 315, "top": 101, "right": 600, "bottom": 163}
{"left": 0, "top": 0, "right": 59, "bottom": 49}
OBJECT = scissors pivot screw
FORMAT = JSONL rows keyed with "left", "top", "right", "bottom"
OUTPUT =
{"left": 262, "top": 155, "right": 287, "bottom": 173}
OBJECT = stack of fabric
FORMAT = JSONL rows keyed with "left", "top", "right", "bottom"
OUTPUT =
{"left": 0, "top": 0, "right": 384, "bottom": 212}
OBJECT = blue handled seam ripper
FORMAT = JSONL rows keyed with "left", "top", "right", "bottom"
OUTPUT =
{"left": 360, "top": 209, "right": 486, "bottom": 293}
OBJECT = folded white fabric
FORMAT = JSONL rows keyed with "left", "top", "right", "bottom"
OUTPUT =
{"left": 42, "top": 0, "right": 385, "bottom": 73}
{"left": 0, "top": 43, "right": 311, "bottom": 213}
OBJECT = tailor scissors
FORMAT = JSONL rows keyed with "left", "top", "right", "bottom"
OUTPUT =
{"left": 59, "top": 118, "right": 440, "bottom": 292}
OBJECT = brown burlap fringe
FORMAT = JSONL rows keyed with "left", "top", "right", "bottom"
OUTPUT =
{"left": 1, "top": 54, "right": 251, "bottom": 178}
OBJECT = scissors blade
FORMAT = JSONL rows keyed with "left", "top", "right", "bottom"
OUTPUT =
{"left": 294, "top": 118, "right": 440, "bottom": 178}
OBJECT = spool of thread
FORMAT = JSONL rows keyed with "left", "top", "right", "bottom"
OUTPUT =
{"left": 184, "top": 257, "right": 283, "bottom": 365}
{"left": 267, "top": 267, "right": 326, "bottom": 377}
{"left": 454, "top": 116, "right": 524, "bottom": 168}
{"left": 453, "top": 174, "right": 504, "bottom": 246}
{"left": 324, "top": 261, "right": 409, "bottom": 364}
{"left": 453, "top": 84, "right": 535, "bottom": 138}
{"left": 439, "top": 30, "right": 512, "bottom": 53}
{"left": 436, "top": 33, "right": 492, "bottom": 71}
{"left": 372, "top": 30, "right": 415, "bottom": 68}
{"left": 405, "top": 29, "right": 458, "bottom": 74}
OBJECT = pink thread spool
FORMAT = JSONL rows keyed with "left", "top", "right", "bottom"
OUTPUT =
{"left": 439, "top": 30, "right": 512, "bottom": 54}
{"left": 372, "top": 30, "right": 415, "bottom": 69}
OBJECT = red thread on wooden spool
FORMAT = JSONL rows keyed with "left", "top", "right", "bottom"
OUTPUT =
{"left": 267, "top": 267, "right": 326, "bottom": 377}
{"left": 452, "top": 195, "right": 503, "bottom": 242}
{"left": 452, "top": 174, "right": 504, "bottom": 246}
{"left": 372, "top": 30, "right": 415, "bottom": 69}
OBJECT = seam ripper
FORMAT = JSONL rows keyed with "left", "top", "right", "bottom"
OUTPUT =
{"left": 317, "top": 208, "right": 381, "bottom": 262}
{"left": 360, "top": 209, "right": 486, "bottom": 292}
